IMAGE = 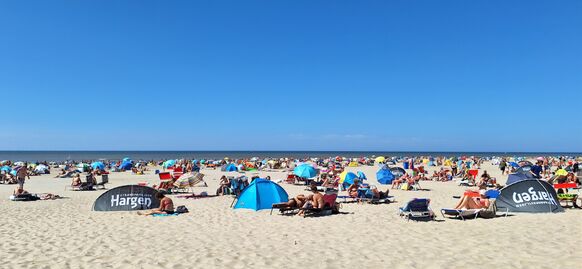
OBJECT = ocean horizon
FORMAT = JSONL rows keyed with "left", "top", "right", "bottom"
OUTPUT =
{"left": 0, "top": 150, "right": 580, "bottom": 162}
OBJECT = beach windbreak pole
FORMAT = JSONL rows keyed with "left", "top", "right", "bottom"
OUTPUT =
{"left": 93, "top": 185, "right": 161, "bottom": 211}
{"left": 496, "top": 180, "right": 564, "bottom": 213}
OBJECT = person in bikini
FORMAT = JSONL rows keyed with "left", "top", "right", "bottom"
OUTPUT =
{"left": 139, "top": 192, "right": 175, "bottom": 215}
{"left": 454, "top": 186, "right": 490, "bottom": 210}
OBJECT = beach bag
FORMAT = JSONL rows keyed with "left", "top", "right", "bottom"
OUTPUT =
{"left": 478, "top": 199, "right": 497, "bottom": 219}
{"left": 175, "top": 205, "right": 189, "bottom": 214}
{"left": 401, "top": 183, "right": 411, "bottom": 190}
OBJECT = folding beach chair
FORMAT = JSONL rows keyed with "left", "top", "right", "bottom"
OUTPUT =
{"left": 94, "top": 174, "right": 109, "bottom": 190}
{"left": 554, "top": 183, "right": 581, "bottom": 208}
{"left": 172, "top": 167, "right": 184, "bottom": 179}
{"left": 399, "top": 198, "right": 435, "bottom": 221}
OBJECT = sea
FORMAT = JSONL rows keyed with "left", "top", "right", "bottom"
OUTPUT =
{"left": 0, "top": 151, "right": 580, "bottom": 162}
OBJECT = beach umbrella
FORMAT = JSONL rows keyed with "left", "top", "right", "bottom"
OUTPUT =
{"left": 122, "top": 157, "right": 131, "bottom": 162}
{"left": 376, "top": 168, "right": 395, "bottom": 184}
{"left": 163, "top": 160, "right": 176, "bottom": 168}
{"left": 536, "top": 157, "right": 545, "bottom": 161}
{"left": 357, "top": 171, "right": 367, "bottom": 180}
{"left": 192, "top": 159, "right": 198, "bottom": 164}
{"left": 339, "top": 171, "right": 358, "bottom": 185}
{"left": 293, "top": 164, "right": 317, "bottom": 178}
{"left": 509, "top": 162, "right": 519, "bottom": 168}
{"left": 1, "top": 166, "right": 11, "bottom": 172}
{"left": 14, "top": 161, "right": 25, "bottom": 166}
{"left": 91, "top": 162, "right": 106, "bottom": 171}
{"left": 555, "top": 169, "right": 568, "bottom": 177}
{"left": 10, "top": 169, "right": 17, "bottom": 176}
{"left": 348, "top": 162, "right": 358, "bottom": 167}
{"left": 234, "top": 179, "right": 289, "bottom": 211}
{"left": 375, "top": 156, "right": 385, "bottom": 163}
{"left": 200, "top": 159, "right": 206, "bottom": 164}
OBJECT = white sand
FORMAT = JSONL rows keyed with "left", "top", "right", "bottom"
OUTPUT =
{"left": 1, "top": 162, "right": 580, "bottom": 269}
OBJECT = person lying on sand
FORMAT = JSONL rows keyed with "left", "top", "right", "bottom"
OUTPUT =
{"left": 454, "top": 186, "right": 490, "bottom": 210}
{"left": 138, "top": 192, "right": 175, "bottom": 216}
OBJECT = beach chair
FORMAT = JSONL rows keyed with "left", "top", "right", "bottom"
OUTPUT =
{"left": 399, "top": 198, "right": 435, "bottom": 221}
{"left": 554, "top": 183, "right": 581, "bottom": 208}
{"left": 458, "top": 169, "right": 478, "bottom": 186}
{"left": 94, "top": 174, "right": 109, "bottom": 189}
{"left": 285, "top": 174, "right": 297, "bottom": 184}
{"left": 172, "top": 167, "right": 184, "bottom": 179}
{"left": 441, "top": 208, "right": 480, "bottom": 220}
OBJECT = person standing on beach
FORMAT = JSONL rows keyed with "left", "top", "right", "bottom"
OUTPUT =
{"left": 16, "top": 164, "right": 28, "bottom": 189}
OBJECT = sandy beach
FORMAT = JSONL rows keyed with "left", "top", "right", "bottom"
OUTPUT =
{"left": 1, "top": 161, "right": 580, "bottom": 269}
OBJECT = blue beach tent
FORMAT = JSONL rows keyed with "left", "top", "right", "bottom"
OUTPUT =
{"left": 223, "top": 163, "right": 238, "bottom": 172}
{"left": 119, "top": 161, "right": 133, "bottom": 171}
{"left": 234, "top": 179, "right": 289, "bottom": 211}
{"left": 91, "top": 162, "right": 105, "bottom": 171}
{"left": 376, "top": 168, "right": 395, "bottom": 184}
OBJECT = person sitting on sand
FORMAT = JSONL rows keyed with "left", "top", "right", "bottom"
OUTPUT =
{"left": 477, "top": 170, "right": 496, "bottom": 187}
{"left": 347, "top": 179, "right": 361, "bottom": 198}
{"left": 14, "top": 186, "right": 29, "bottom": 196}
{"left": 454, "top": 186, "right": 490, "bottom": 210}
{"left": 217, "top": 176, "right": 230, "bottom": 195}
{"left": 139, "top": 192, "right": 175, "bottom": 216}
{"left": 71, "top": 173, "right": 82, "bottom": 187}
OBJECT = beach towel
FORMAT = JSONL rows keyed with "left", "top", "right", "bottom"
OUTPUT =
{"left": 152, "top": 213, "right": 180, "bottom": 217}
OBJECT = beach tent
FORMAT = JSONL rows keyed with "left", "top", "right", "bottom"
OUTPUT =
{"left": 339, "top": 171, "right": 358, "bottom": 185}
{"left": 91, "top": 162, "right": 106, "bottom": 171}
{"left": 93, "top": 185, "right": 161, "bottom": 211}
{"left": 496, "top": 180, "right": 563, "bottom": 213}
{"left": 390, "top": 167, "right": 406, "bottom": 178}
{"left": 163, "top": 160, "right": 176, "bottom": 168}
{"left": 119, "top": 161, "right": 133, "bottom": 171}
{"left": 376, "top": 168, "right": 395, "bottom": 184}
{"left": 357, "top": 171, "right": 367, "bottom": 180}
{"left": 506, "top": 172, "right": 534, "bottom": 185}
{"left": 34, "top": 164, "right": 49, "bottom": 174}
{"left": 515, "top": 165, "right": 532, "bottom": 174}
{"left": 234, "top": 179, "right": 288, "bottom": 211}
{"left": 222, "top": 163, "right": 238, "bottom": 172}
{"left": 293, "top": 164, "right": 317, "bottom": 178}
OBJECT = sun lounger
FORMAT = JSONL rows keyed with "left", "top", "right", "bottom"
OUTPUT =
{"left": 271, "top": 194, "right": 339, "bottom": 216}
{"left": 399, "top": 198, "right": 435, "bottom": 221}
{"left": 441, "top": 208, "right": 480, "bottom": 220}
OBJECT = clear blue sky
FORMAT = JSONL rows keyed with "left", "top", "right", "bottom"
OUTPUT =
{"left": 1, "top": 1, "right": 580, "bottom": 151}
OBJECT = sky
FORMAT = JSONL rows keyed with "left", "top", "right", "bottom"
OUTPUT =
{"left": 0, "top": 1, "right": 581, "bottom": 152}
